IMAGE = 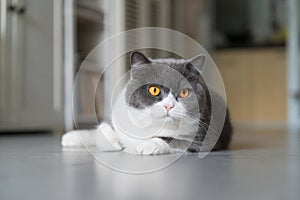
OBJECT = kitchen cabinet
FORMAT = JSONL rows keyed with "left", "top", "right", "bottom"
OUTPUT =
{"left": 0, "top": 0, "right": 65, "bottom": 131}
{"left": 214, "top": 48, "right": 287, "bottom": 126}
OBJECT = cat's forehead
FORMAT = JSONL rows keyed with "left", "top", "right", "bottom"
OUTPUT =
{"left": 131, "top": 63, "right": 191, "bottom": 89}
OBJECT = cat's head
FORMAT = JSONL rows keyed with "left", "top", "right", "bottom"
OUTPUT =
{"left": 125, "top": 51, "right": 208, "bottom": 126}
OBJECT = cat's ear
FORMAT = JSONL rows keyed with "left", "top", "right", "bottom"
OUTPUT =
{"left": 130, "top": 51, "right": 151, "bottom": 68}
{"left": 188, "top": 54, "right": 206, "bottom": 71}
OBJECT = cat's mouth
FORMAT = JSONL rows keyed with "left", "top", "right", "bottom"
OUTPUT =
{"left": 153, "top": 113, "right": 176, "bottom": 122}
{"left": 165, "top": 115, "right": 174, "bottom": 120}
{"left": 161, "top": 114, "right": 179, "bottom": 122}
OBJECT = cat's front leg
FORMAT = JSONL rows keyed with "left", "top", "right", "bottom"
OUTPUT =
{"left": 136, "top": 138, "right": 174, "bottom": 155}
{"left": 97, "top": 122, "right": 123, "bottom": 151}
{"left": 61, "top": 122, "right": 123, "bottom": 152}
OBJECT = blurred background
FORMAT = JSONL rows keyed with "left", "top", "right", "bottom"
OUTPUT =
{"left": 0, "top": 0, "right": 299, "bottom": 132}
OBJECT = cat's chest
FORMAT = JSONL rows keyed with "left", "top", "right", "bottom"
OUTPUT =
{"left": 111, "top": 87, "right": 195, "bottom": 144}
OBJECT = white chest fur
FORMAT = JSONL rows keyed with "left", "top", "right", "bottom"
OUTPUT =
{"left": 111, "top": 88, "right": 196, "bottom": 153}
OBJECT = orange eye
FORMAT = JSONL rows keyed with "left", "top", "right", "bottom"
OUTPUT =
{"left": 148, "top": 86, "right": 160, "bottom": 96}
{"left": 179, "top": 88, "right": 189, "bottom": 98}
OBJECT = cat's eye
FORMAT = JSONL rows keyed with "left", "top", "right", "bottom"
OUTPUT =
{"left": 179, "top": 88, "right": 189, "bottom": 98}
{"left": 148, "top": 86, "right": 161, "bottom": 96}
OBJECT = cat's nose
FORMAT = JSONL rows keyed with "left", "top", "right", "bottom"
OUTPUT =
{"left": 163, "top": 104, "right": 174, "bottom": 112}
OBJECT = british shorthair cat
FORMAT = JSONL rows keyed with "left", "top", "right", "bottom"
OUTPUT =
{"left": 62, "top": 51, "right": 232, "bottom": 155}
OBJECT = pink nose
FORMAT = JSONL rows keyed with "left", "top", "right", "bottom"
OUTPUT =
{"left": 164, "top": 104, "right": 174, "bottom": 112}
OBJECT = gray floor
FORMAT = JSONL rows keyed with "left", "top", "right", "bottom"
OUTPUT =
{"left": 0, "top": 129, "right": 299, "bottom": 200}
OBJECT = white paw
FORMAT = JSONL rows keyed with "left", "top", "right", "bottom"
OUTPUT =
{"left": 61, "top": 130, "right": 95, "bottom": 147}
{"left": 136, "top": 138, "right": 172, "bottom": 155}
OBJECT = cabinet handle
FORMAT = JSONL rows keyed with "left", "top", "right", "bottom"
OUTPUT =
{"left": 8, "top": 3, "right": 25, "bottom": 14}
{"left": 17, "top": 6, "right": 25, "bottom": 14}
{"left": 8, "top": 4, "right": 16, "bottom": 11}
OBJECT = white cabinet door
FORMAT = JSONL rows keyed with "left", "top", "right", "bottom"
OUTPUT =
{"left": 0, "top": 0, "right": 64, "bottom": 131}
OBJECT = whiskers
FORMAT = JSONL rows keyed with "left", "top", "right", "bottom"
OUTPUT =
{"left": 172, "top": 110, "right": 220, "bottom": 136}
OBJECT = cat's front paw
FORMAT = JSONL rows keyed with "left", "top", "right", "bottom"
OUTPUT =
{"left": 136, "top": 138, "right": 172, "bottom": 155}
{"left": 61, "top": 130, "right": 95, "bottom": 147}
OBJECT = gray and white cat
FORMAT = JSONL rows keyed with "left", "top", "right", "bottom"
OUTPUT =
{"left": 62, "top": 51, "right": 232, "bottom": 155}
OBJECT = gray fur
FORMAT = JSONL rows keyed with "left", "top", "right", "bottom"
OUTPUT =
{"left": 126, "top": 51, "right": 232, "bottom": 152}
